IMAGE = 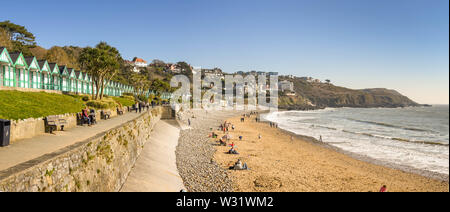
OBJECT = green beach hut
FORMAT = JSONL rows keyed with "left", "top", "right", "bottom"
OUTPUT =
{"left": 9, "top": 52, "right": 29, "bottom": 88}
{"left": 75, "top": 71, "right": 83, "bottom": 93}
{"left": 58, "top": 65, "right": 69, "bottom": 91}
{"left": 0, "top": 47, "right": 14, "bottom": 87}
{"left": 38, "top": 60, "right": 51, "bottom": 90}
{"left": 47, "top": 63, "right": 60, "bottom": 90}
{"left": 68, "top": 68, "right": 77, "bottom": 92}
{"left": 25, "top": 56, "right": 41, "bottom": 89}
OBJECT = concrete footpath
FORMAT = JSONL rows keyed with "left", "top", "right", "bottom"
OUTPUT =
{"left": 120, "top": 120, "right": 185, "bottom": 192}
{"left": 0, "top": 111, "right": 146, "bottom": 171}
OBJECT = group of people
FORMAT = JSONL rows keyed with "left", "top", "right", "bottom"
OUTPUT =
{"left": 214, "top": 119, "right": 251, "bottom": 171}
{"left": 132, "top": 101, "right": 150, "bottom": 113}
{"left": 269, "top": 122, "right": 278, "bottom": 128}
{"left": 220, "top": 121, "right": 234, "bottom": 133}
{"left": 241, "top": 111, "right": 260, "bottom": 123}
{"left": 80, "top": 106, "right": 97, "bottom": 126}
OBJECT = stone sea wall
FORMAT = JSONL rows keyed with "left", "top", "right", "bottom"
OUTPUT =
{"left": 0, "top": 107, "right": 162, "bottom": 192}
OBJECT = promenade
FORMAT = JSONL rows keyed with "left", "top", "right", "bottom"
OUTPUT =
{"left": 120, "top": 120, "right": 185, "bottom": 192}
{"left": 0, "top": 111, "right": 145, "bottom": 172}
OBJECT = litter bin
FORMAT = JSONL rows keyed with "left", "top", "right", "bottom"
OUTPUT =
{"left": 0, "top": 119, "right": 11, "bottom": 147}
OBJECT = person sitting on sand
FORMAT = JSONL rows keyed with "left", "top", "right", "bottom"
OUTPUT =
{"left": 229, "top": 159, "right": 249, "bottom": 170}
{"left": 239, "top": 136, "right": 243, "bottom": 141}
{"left": 258, "top": 133, "right": 262, "bottom": 140}
{"left": 220, "top": 140, "right": 227, "bottom": 146}
{"left": 228, "top": 148, "right": 239, "bottom": 155}
{"left": 211, "top": 132, "right": 217, "bottom": 138}
{"left": 218, "top": 137, "right": 227, "bottom": 146}
{"left": 227, "top": 142, "right": 239, "bottom": 154}
{"left": 379, "top": 185, "right": 387, "bottom": 192}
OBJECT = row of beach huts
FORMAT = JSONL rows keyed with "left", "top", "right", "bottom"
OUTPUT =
{"left": 0, "top": 47, "right": 136, "bottom": 96}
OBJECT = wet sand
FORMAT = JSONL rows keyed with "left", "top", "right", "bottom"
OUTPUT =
{"left": 213, "top": 115, "right": 449, "bottom": 192}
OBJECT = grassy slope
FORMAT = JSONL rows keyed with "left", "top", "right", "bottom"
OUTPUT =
{"left": 0, "top": 91, "right": 85, "bottom": 120}
{"left": 112, "top": 96, "right": 135, "bottom": 107}
{"left": 0, "top": 91, "right": 136, "bottom": 120}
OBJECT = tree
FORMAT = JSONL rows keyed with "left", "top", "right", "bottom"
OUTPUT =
{"left": 177, "top": 61, "right": 191, "bottom": 72}
{"left": 152, "top": 59, "right": 165, "bottom": 67}
{"left": 131, "top": 73, "right": 150, "bottom": 96}
{"left": 42, "top": 46, "right": 83, "bottom": 68}
{"left": 45, "top": 46, "right": 70, "bottom": 65}
{"left": 62, "top": 46, "right": 83, "bottom": 69}
{"left": 29, "top": 46, "right": 47, "bottom": 60}
{"left": 325, "top": 79, "right": 331, "bottom": 84}
{"left": 79, "top": 42, "right": 122, "bottom": 100}
{"left": 0, "top": 20, "right": 36, "bottom": 55}
{"left": 0, "top": 28, "right": 13, "bottom": 49}
{"left": 149, "top": 78, "right": 172, "bottom": 95}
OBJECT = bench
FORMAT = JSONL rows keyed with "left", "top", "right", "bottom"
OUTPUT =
{"left": 76, "top": 113, "right": 84, "bottom": 126}
{"left": 117, "top": 107, "right": 124, "bottom": 115}
{"left": 45, "top": 115, "right": 68, "bottom": 134}
{"left": 101, "top": 110, "right": 111, "bottom": 120}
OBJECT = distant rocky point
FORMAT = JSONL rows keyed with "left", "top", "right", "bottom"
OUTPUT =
{"left": 278, "top": 77, "right": 423, "bottom": 110}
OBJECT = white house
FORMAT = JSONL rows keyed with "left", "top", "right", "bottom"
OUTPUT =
{"left": 279, "top": 80, "right": 294, "bottom": 92}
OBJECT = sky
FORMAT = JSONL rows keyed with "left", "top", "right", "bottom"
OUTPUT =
{"left": 1, "top": 0, "right": 448, "bottom": 104}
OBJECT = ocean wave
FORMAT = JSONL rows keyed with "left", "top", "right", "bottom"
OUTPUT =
{"left": 346, "top": 118, "right": 435, "bottom": 133}
{"left": 391, "top": 138, "right": 449, "bottom": 146}
{"left": 340, "top": 129, "right": 448, "bottom": 146}
{"left": 312, "top": 125, "right": 338, "bottom": 131}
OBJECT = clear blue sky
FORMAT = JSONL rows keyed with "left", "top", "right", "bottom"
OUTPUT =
{"left": 1, "top": 0, "right": 448, "bottom": 104}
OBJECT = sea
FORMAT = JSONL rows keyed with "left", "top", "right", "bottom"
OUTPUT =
{"left": 263, "top": 105, "right": 449, "bottom": 175}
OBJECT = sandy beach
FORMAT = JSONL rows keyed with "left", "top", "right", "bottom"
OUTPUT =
{"left": 210, "top": 114, "right": 449, "bottom": 192}
{"left": 175, "top": 110, "right": 448, "bottom": 192}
